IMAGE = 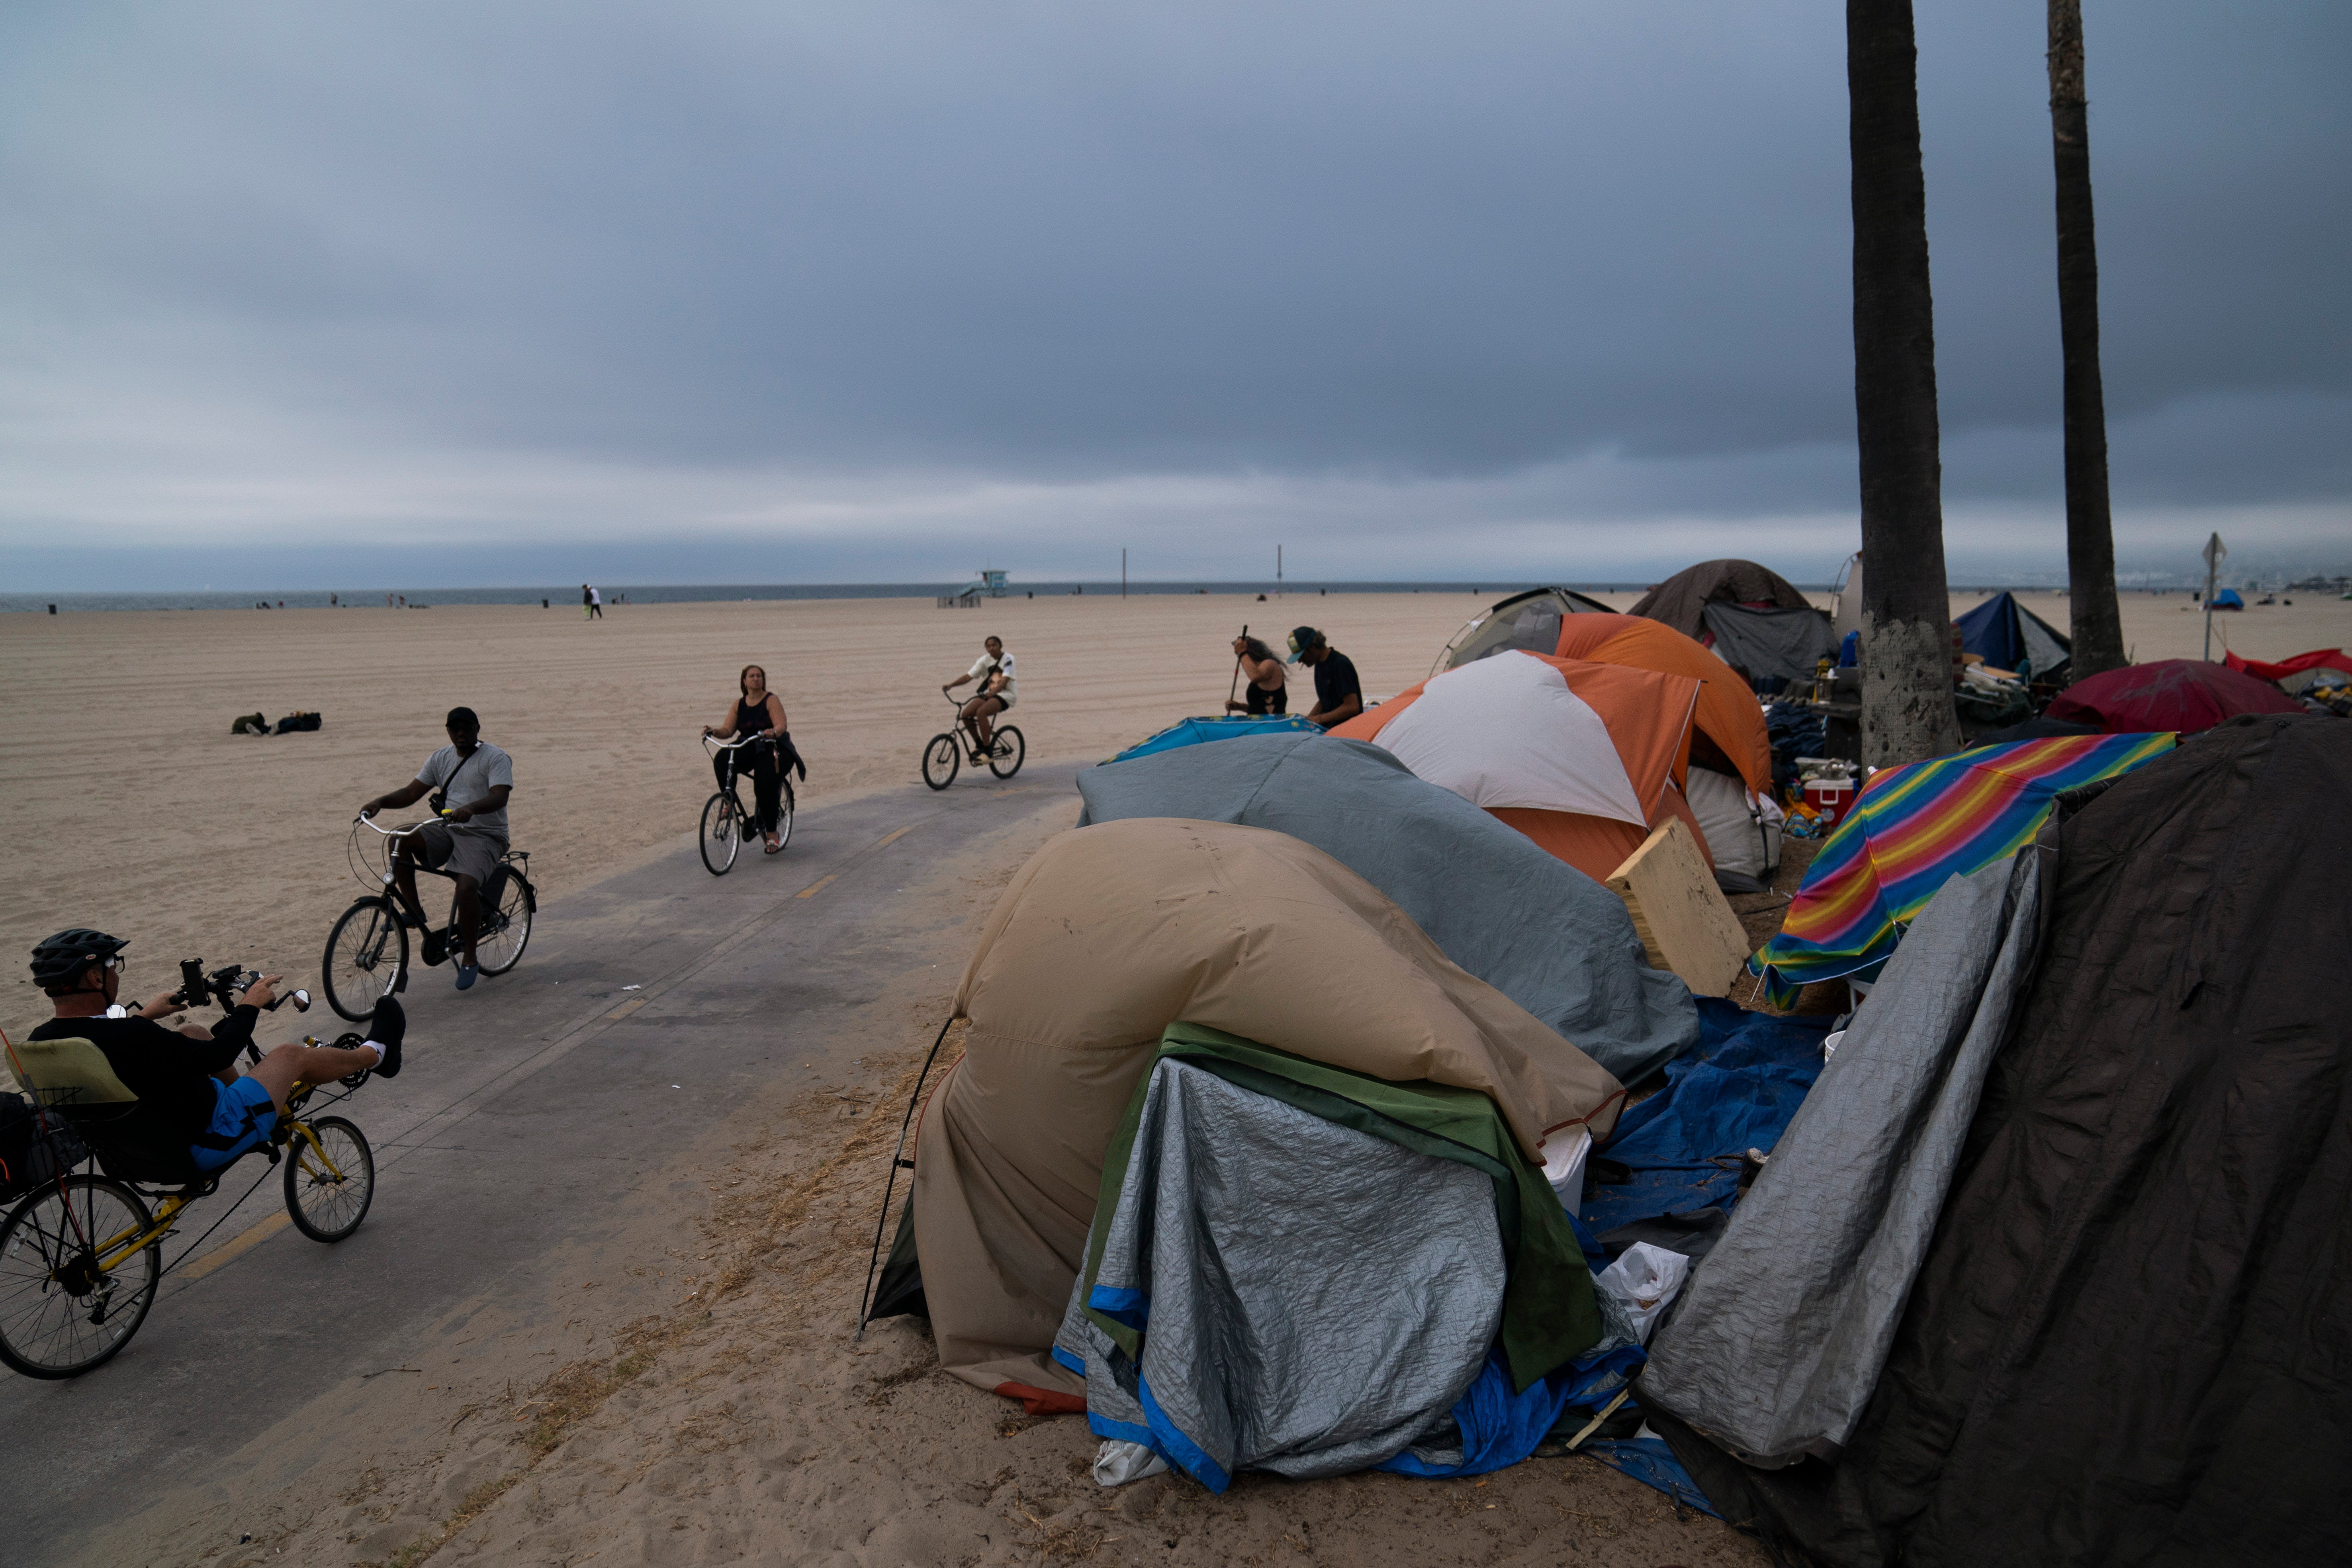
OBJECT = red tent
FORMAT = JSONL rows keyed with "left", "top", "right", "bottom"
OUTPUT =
{"left": 2046, "top": 659, "right": 2300, "bottom": 734}
{"left": 2224, "top": 646, "right": 2352, "bottom": 684}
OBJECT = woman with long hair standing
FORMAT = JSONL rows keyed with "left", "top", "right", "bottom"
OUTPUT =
{"left": 702, "top": 665, "right": 798, "bottom": 853}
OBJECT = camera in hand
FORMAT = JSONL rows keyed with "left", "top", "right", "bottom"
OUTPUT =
{"left": 174, "top": 957, "right": 310, "bottom": 1014}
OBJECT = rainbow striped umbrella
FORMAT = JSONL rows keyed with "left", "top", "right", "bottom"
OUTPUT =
{"left": 1751, "top": 732, "right": 2176, "bottom": 1006}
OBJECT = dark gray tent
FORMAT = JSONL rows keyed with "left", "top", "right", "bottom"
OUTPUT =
{"left": 1628, "top": 560, "right": 1814, "bottom": 642}
{"left": 1646, "top": 714, "right": 2352, "bottom": 1567}
{"left": 1697, "top": 601, "right": 1838, "bottom": 687}
{"left": 1075, "top": 732, "right": 1698, "bottom": 1084}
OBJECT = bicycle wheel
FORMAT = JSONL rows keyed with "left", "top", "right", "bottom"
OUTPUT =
{"left": 474, "top": 867, "right": 534, "bottom": 976}
{"left": 921, "top": 732, "right": 961, "bottom": 790}
{"left": 0, "top": 1175, "right": 160, "bottom": 1380}
{"left": 772, "top": 779, "right": 795, "bottom": 852}
{"left": 701, "top": 790, "right": 742, "bottom": 875}
{"left": 323, "top": 898, "right": 409, "bottom": 1022}
{"left": 988, "top": 725, "right": 1026, "bottom": 779}
{"left": 285, "top": 1117, "right": 374, "bottom": 1242}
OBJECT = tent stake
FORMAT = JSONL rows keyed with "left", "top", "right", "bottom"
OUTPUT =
{"left": 854, "top": 1012, "right": 959, "bottom": 1338}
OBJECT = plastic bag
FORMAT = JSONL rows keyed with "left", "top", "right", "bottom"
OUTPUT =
{"left": 1092, "top": 1439, "right": 1170, "bottom": 1487}
{"left": 1595, "top": 1242, "right": 1690, "bottom": 1344}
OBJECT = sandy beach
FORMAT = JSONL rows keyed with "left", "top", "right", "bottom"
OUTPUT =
{"left": 4, "top": 586, "right": 2346, "bottom": 1042}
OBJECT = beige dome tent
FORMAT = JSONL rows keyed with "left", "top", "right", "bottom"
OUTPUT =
{"left": 903, "top": 817, "right": 1627, "bottom": 1406}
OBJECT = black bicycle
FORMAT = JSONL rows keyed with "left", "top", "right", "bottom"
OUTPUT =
{"left": 320, "top": 814, "right": 535, "bottom": 1020}
{"left": 922, "top": 690, "right": 1025, "bottom": 790}
{"left": 700, "top": 733, "right": 796, "bottom": 875}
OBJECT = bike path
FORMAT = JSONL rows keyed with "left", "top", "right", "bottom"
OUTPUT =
{"left": 0, "top": 762, "right": 1086, "bottom": 1564}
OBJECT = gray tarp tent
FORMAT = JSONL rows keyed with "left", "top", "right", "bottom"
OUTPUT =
{"left": 1640, "top": 847, "right": 2044, "bottom": 1462}
{"left": 1076, "top": 733, "right": 1698, "bottom": 1084}
{"left": 1698, "top": 601, "right": 1839, "bottom": 687}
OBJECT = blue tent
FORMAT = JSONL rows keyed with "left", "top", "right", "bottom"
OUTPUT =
{"left": 2209, "top": 588, "right": 2245, "bottom": 610}
{"left": 1103, "top": 715, "right": 1319, "bottom": 765}
{"left": 1953, "top": 591, "right": 2071, "bottom": 680}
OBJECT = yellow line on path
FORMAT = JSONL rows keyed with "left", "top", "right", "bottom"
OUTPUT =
{"left": 606, "top": 996, "right": 647, "bottom": 1020}
{"left": 795, "top": 875, "right": 838, "bottom": 900}
{"left": 176, "top": 1211, "right": 290, "bottom": 1284}
{"left": 869, "top": 825, "right": 918, "bottom": 850}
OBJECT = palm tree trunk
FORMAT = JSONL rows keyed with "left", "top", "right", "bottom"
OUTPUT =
{"left": 2050, "top": 0, "right": 2126, "bottom": 678}
{"left": 1849, "top": 0, "right": 1961, "bottom": 764}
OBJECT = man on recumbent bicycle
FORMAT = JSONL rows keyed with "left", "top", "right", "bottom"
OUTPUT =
{"left": 358, "top": 705, "right": 513, "bottom": 992}
{"left": 26, "top": 930, "right": 405, "bottom": 1178}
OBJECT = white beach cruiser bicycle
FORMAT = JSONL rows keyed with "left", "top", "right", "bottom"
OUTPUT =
{"left": 319, "top": 813, "right": 535, "bottom": 1020}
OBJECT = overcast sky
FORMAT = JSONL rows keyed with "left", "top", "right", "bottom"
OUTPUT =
{"left": 2, "top": 0, "right": 2344, "bottom": 590}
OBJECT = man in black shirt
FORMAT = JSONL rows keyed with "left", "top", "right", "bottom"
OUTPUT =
{"left": 1287, "top": 626, "right": 1364, "bottom": 728}
{"left": 26, "top": 930, "right": 404, "bottom": 1176}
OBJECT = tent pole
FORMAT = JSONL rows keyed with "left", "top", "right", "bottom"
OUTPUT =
{"left": 855, "top": 1012, "right": 959, "bottom": 1337}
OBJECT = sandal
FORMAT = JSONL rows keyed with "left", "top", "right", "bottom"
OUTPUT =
{"left": 763, "top": 835, "right": 784, "bottom": 855}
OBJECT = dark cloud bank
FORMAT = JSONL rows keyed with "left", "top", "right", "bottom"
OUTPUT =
{"left": 1, "top": 0, "right": 2344, "bottom": 591}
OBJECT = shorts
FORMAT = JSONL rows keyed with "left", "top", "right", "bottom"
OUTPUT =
{"left": 411, "top": 819, "right": 508, "bottom": 885}
{"left": 190, "top": 1075, "right": 279, "bottom": 1173}
{"left": 974, "top": 690, "right": 1014, "bottom": 711}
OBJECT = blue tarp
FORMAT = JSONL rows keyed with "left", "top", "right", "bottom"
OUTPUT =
{"left": 1581, "top": 1439, "right": 1719, "bottom": 1516}
{"left": 1581, "top": 998, "right": 1834, "bottom": 1233}
{"left": 1378, "top": 1343, "right": 1648, "bottom": 1479}
{"left": 1104, "top": 715, "right": 1320, "bottom": 765}
{"left": 2209, "top": 587, "right": 2244, "bottom": 609}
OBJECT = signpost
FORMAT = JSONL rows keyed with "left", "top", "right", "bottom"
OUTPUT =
{"left": 2201, "top": 532, "right": 2227, "bottom": 662}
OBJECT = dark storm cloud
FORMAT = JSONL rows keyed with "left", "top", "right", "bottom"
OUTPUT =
{"left": 0, "top": 0, "right": 2343, "bottom": 586}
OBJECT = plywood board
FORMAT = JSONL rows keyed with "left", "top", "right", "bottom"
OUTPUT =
{"left": 1606, "top": 818, "right": 1752, "bottom": 996}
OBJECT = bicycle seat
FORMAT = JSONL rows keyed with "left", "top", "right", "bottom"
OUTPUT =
{"left": 11, "top": 1037, "right": 211, "bottom": 1185}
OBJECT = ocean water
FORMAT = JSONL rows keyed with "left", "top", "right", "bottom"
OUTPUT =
{"left": 1, "top": 581, "right": 1677, "bottom": 615}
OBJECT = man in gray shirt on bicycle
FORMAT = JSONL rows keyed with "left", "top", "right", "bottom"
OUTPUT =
{"left": 358, "top": 707, "right": 513, "bottom": 992}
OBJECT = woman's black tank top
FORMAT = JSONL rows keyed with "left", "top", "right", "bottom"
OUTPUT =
{"left": 735, "top": 696, "right": 770, "bottom": 736}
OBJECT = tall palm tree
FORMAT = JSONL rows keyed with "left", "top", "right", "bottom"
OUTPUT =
{"left": 1849, "top": 0, "right": 1961, "bottom": 763}
{"left": 2050, "top": 0, "right": 2126, "bottom": 677}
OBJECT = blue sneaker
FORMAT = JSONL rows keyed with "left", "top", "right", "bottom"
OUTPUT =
{"left": 454, "top": 963, "right": 479, "bottom": 991}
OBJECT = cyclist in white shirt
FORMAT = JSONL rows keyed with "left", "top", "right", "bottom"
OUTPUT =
{"left": 943, "top": 635, "right": 1017, "bottom": 753}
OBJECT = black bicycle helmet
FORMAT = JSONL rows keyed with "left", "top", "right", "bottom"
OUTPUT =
{"left": 29, "top": 928, "right": 127, "bottom": 989}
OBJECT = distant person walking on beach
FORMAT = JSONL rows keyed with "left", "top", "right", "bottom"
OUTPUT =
{"left": 1289, "top": 626, "right": 1363, "bottom": 728}
{"left": 358, "top": 707, "right": 513, "bottom": 992}
{"left": 1224, "top": 635, "right": 1288, "bottom": 715}
{"left": 701, "top": 665, "right": 803, "bottom": 854}
{"left": 583, "top": 584, "right": 603, "bottom": 620}
{"left": 944, "top": 635, "right": 1016, "bottom": 752}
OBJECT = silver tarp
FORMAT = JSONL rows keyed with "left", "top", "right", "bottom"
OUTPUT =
{"left": 1054, "top": 1061, "right": 1503, "bottom": 1485}
{"left": 1639, "top": 850, "right": 2044, "bottom": 1464}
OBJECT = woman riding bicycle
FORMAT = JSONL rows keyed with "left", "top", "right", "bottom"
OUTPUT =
{"left": 702, "top": 665, "right": 803, "bottom": 854}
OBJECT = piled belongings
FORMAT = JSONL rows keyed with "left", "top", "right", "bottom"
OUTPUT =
{"left": 1547, "top": 615, "right": 1781, "bottom": 885}
{"left": 1075, "top": 732, "right": 1698, "bottom": 1083}
{"left": 1640, "top": 714, "right": 2352, "bottom": 1567}
{"left": 1952, "top": 590, "right": 2071, "bottom": 684}
{"left": 1628, "top": 560, "right": 1834, "bottom": 689}
{"left": 1103, "top": 714, "right": 1318, "bottom": 765}
{"left": 880, "top": 819, "right": 1651, "bottom": 1489}
{"left": 2045, "top": 657, "right": 2299, "bottom": 734}
{"left": 1435, "top": 586, "right": 1618, "bottom": 672}
{"left": 1326, "top": 650, "right": 1706, "bottom": 884}
{"left": 1748, "top": 733, "right": 2175, "bottom": 1007}
{"left": 1763, "top": 701, "right": 1827, "bottom": 799}
{"left": 1952, "top": 659, "right": 2032, "bottom": 730}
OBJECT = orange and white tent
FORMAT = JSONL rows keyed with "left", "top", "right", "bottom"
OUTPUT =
{"left": 1548, "top": 614, "right": 1769, "bottom": 794}
{"left": 1329, "top": 650, "right": 1705, "bottom": 884}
